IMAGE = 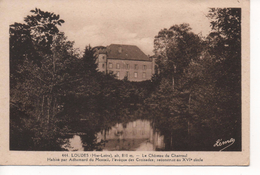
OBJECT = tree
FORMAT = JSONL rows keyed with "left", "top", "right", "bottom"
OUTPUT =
{"left": 81, "top": 45, "right": 98, "bottom": 75}
{"left": 206, "top": 8, "right": 241, "bottom": 150}
{"left": 175, "top": 8, "right": 242, "bottom": 150}
{"left": 25, "top": 8, "right": 65, "bottom": 53}
{"left": 10, "top": 8, "right": 65, "bottom": 70}
{"left": 10, "top": 8, "right": 80, "bottom": 150}
{"left": 10, "top": 8, "right": 68, "bottom": 121}
{"left": 153, "top": 23, "right": 203, "bottom": 89}
{"left": 207, "top": 8, "right": 241, "bottom": 92}
{"left": 147, "top": 9, "right": 242, "bottom": 151}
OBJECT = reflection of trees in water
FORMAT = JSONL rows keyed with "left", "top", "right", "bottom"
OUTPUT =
{"left": 80, "top": 134, "right": 104, "bottom": 151}
{"left": 141, "top": 102, "right": 190, "bottom": 151}
{"left": 62, "top": 106, "right": 146, "bottom": 151}
{"left": 62, "top": 97, "right": 209, "bottom": 151}
{"left": 64, "top": 113, "right": 167, "bottom": 151}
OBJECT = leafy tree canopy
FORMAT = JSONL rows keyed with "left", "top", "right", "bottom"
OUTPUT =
{"left": 153, "top": 23, "right": 203, "bottom": 89}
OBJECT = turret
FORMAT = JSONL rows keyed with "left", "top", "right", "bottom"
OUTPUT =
{"left": 93, "top": 46, "right": 107, "bottom": 73}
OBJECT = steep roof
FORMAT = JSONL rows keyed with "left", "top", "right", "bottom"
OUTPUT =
{"left": 106, "top": 44, "right": 150, "bottom": 61}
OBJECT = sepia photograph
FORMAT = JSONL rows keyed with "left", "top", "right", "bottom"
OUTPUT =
{"left": 1, "top": 0, "right": 250, "bottom": 165}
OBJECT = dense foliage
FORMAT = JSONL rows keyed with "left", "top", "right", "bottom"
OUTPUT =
{"left": 146, "top": 8, "right": 241, "bottom": 151}
{"left": 10, "top": 8, "right": 241, "bottom": 151}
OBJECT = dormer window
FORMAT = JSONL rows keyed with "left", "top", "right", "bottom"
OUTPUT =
{"left": 118, "top": 46, "right": 122, "bottom": 53}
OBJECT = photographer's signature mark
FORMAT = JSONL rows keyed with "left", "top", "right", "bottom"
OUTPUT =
{"left": 213, "top": 138, "right": 235, "bottom": 151}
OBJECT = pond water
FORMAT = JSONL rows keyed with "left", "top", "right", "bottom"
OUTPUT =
{"left": 62, "top": 119, "right": 165, "bottom": 151}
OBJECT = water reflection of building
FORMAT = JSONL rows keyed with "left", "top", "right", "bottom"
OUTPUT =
{"left": 97, "top": 119, "right": 165, "bottom": 151}
{"left": 63, "top": 120, "right": 165, "bottom": 151}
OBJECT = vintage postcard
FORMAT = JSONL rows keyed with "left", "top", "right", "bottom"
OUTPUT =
{"left": 0, "top": 0, "right": 249, "bottom": 165}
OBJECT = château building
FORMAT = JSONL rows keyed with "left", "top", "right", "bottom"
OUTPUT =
{"left": 94, "top": 44, "right": 155, "bottom": 82}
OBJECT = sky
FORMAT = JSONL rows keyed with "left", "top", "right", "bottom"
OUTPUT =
{"left": 2, "top": 0, "right": 243, "bottom": 55}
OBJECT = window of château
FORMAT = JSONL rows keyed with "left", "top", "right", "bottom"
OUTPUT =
{"left": 142, "top": 72, "right": 146, "bottom": 78}
{"left": 134, "top": 72, "right": 138, "bottom": 78}
{"left": 134, "top": 64, "right": 138, "bottom": 69}
{"left": 116, "top": 63, "right": 120, "bottom": 69}
{"left": 143, "top": 65, "right": 146, "bottom": 70}
{"left": 109, "top": 63, "right": 113, "bottom": 69}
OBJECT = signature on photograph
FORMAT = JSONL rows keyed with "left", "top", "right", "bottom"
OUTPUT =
{"left": 213, "top": 138, "right": 235, "bottom": 151}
